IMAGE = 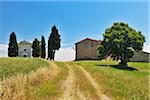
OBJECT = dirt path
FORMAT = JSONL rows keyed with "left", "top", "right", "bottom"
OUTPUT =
{"left": 59, "top": 63, "right": 110, "bottom": 100}
{"left": 59, "top": 64, "right": 75, "bottom": 100}
{"left": 59, "top": 64, "right": 87, "bottom": 100}
{"left": 76, "top": 65, "right": 110, "bottom": 100}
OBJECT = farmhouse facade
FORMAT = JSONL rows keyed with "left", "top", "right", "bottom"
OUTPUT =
{"left": 75, "top": 38, "right": 101, "bottom": 60}
{"left": 18, "top": 41, "right": 32, "bottom": 57}
{"left": 129, "top": 51, "right": 149, "bottom": 62}
{"left": 75, "top": 38, "right": 150, "bottom": 62}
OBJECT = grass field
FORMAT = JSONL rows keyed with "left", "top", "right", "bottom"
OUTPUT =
{"left": 74, "top": 60, "right": 149, "bottom": 100}
{"left": 0, "top": 58, "right": 149, "bottom": 100}
{"left": 0, "top": 58, "right": 49, "bottom": 79}
{"left": 0, "top": 58, "right": 68, "bottom": 100}
{"left": 33, "top": 62, "right": 68, "bottom": 100}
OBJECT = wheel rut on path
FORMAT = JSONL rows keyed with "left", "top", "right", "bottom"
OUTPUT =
{"left": 76, "top": 65, "right": 110, "bottom": 100}
{"left": 59, "top": 64, "right": 87, "bottom": 100}
{"left": 59, "top": 63, "right": 110, "bottom": 100}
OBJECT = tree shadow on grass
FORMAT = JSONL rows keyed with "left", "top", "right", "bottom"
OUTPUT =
{"left": 96, "top": 64, "right": 138, "bottom": 71}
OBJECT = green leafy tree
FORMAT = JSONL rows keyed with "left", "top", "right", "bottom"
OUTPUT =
{"left": 32, "top": 38, "right": 40, "bottom": 57}
{"left": 98, "top": 22, "right": 145, "bottom": 66}
{"left": 8, "top": 32, "right": 18, "bottom": 57}
{"left": 48, "top": 25, "right": 61, "bottom": 60}
{"left": 41, "top": 35, "right": 46, "bottom": 58}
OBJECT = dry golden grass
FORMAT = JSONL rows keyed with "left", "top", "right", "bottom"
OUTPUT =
{"left": 0, "top": 61, "right": 59, "bottom": 100}
{"left": 1, "top": 58, "right": 149, "bottom": 100}
{"left": 69, "top": 63, "right": 100, "bottom": 99}
{"left": 33, "top": 62, "right": 68, "bottom": 100}
{"left": 0, "top": 58, "right": 49, "bottom": 79}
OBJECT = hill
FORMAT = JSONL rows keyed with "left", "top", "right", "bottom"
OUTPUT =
{"left": 0, "top": 58, "right": 149, "bottom": 100}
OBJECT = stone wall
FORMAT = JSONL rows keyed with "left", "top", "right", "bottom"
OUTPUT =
{"left": 75, "top": 39, "right": 100, "bottom": 60}
{"left": 18, "top": 45, "right": 32, "bottom": 57}
{"left": 129, "top": 51, "right": 149, "bottom": 62}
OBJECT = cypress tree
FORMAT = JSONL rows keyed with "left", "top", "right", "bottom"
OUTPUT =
{"left": 48, "top": 36, "right": 51, "bottom": 59}
{"left": 41, "top": 35, "right": 46, "bottom": 58}
{"left": 8, "top": 32, "right": 18, "bottom": 57}
{"left": 32, "top": 38, "right": 40, "bottom": 57}
{"left": 48, "top": 25, "right": 61, "bottom": 60}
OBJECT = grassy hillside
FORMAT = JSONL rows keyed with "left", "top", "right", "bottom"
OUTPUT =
{"left": 0, "top": 58, "right": 49, "bottom": 79}
{"left": 0, "top": 58, "right": 149, "bottom": 100}
{"left": 33, "top": 62, "right": 68, "bottom": 100}
{"left": 0, "top": 58, "right": 68, "bottom": 100}
{"left": 74, "top": 61, "right": 149, "bottom": 100}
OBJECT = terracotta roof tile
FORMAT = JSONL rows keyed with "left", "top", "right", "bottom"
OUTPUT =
{"left": 75, "top": 38, "right": 101, "bottom": 44}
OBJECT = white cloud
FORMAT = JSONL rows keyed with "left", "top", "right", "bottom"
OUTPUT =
{"left": 55, "top": 48, "right": 75, "bottom": 61}
{"left": 143, "top": 44, "right": 150, "bottom": 53}
{"left": 0, "top": 43, "right": 76, "bottom": 61}
{"left": 0, "top": 44, "right": 8, "bottom": 57}
{"left": 0, "top": 43, "right": 148, "bottom": 60}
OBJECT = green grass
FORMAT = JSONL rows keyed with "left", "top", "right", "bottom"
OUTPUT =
{"left": 128, "top": 62, "right": 150, "bottom": 72}
{"left": 0, "top": 58, "right": 67, "bottom": 100}
{"left": 33, "top": 62, "right": 68, "bottom": 100}
{"left": 0, "top": 58, "right": 149, "bottom": 99}
{"left": 0, "top": 58, "right": 51, "bottom": 99}
{"left": 0, "top": 57, "right": 49, "bottom": 79}
{"left": 69, "top": 62, "right": 99, "bottom": 99}
{"left": 74, "top": 60, "right": 149, "bottom": 100}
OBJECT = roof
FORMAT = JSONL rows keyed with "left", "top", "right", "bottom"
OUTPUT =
{"left": 75, "top": 38, "right": 101, "bottom": 44}
{"left": 138, "top": 50, "right": 150, "bottom": 54}
{"left": 18, "top": 40, "right": 32, "bottom": 45}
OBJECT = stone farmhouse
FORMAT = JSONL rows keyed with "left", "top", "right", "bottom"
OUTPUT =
{"left": 75, "top": 38, "right": 149, "bottom": 62}
{"left": 18, "top": 41, "right": 32, "bottom": 57}
{"left": 129, "top": 51, "right": 149, "bottom": 62}
{"left": 75, "top": 38, "right": 101, "bottom": 60}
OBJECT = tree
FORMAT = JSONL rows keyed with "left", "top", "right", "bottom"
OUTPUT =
{"left": 98, "top": 22, "right": 145, "bottom": 66}
{"left": 8, "top": 32, "right": 18, "bottom": 57}
{"left": 48, "top": 37, "right": 53, "bottom": 60}
{"left": 32, "top": 38, "right": 40, "bottom": 57}
{"left": 41, "top": 35, "right": 46, "bottom": 58}
{"left": 48, "top": 25, "right": 61, "bottom": 60}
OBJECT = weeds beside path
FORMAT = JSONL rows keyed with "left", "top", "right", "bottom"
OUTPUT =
{"left": 0, "top": 59, "right": 61, "bottom": 100}
{"left": 58, "top": 62, "right": 110, "bottom": 100}
{"left": 0, "top": 58, "right": 110, "bottom": 100}
{"left": 74, "top": 61, "right": 149, "bottom": 100}
{"left": 76, "top": 64, "right": 110, "bottom": 100}
{"left": 1, "top": 58, "right": 147, "bottom": 100}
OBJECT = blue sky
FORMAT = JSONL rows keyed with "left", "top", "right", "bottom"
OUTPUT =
{"left": 0, "top": 0, "right": 149, "bottom": 48}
